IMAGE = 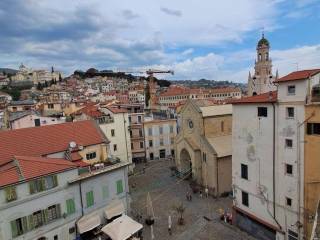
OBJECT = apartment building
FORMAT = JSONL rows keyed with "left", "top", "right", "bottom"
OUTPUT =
{"left": 232, "top": 69, "right": 320, "bottom": 240}
{"left": 115, "top": 104, "right": 145, "bottom": 163}
{"left": 144, "top": 117, "right": 177, "bottom": 161}
{"left": 0, "top": 121, "right": 130, "bottom": 240}
{"left": 159, "top": 85, "right": 241, "bottom": 107}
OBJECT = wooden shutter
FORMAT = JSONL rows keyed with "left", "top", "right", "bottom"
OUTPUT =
{"left": 67, "top": 199, "right": 76, "bottom": 214}
{"left": 27, "top": 215, "right": 34, "bottom": 231}
{"left": 29, "top": 181, "right": 35, "bottom": 194}
{"left": 56, "top": 204, "right": 61, "bottom": 218}
{"left": 22, "top": 217, "right": 28, "bottom": 233}
{"left": 86, "top": 191, "right": 94, "bottom": 207}
{"left": 53, "top": 175, "right": 58, "bottom": 187}
{"left": 43, "top": 209, "right": 49, "bottom": 223}
{"left": 40, "top": 178, "right": 46, "bottom": 191}
{"left": 10, "top": 220, "right": 18, "bottom": 238}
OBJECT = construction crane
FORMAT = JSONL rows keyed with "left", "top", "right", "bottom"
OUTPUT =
{"left": 146, "top": 69, "right": 174, "bottom": 77}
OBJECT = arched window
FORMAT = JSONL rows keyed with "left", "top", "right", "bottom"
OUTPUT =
{"left": 265, "top": 52, "right": 269, "bottom": 61}
{"left": 259, "top": 53, "right": 262, "bottom": 61}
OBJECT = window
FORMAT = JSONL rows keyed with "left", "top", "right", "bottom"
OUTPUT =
{"left": 131, "top": 143, "right": 133, "bottom": 149}
{"left": 86, "top": 152, "right": 96, "bottom": 160}
{"left": 5, "top": 186, "right": 17, "bottom": 202}
{"left": 139, "top": 129, "right": 143, "bottom": 137}
{"left": 34, "top": 119, "right": 41, "bottom": 127}
{"left": 113, "top": 144, "right": 117, "bottom": 151}
{"left": 86, "top": 191, "right": 94, "bottom": 207}
{"left": 159, "top": 126, "right": 163, "bottom": 134}
{"left": 170, "top": 125, "right": 174, "bottom": 133}
{"left": 286, "top": 164, "right": 293, "bottom": 175}
{"left": 48, "top": 104, "right": 54, "bottom": 109}
{"left": 129, "top": 130, "right": 132, "bottom": 138}
{"left": 10, "top": 217, "right": 28, "bottom": 237}
{"left": 287, "top": 85, "right": 296, "bottom": 95}
{"left": 221, "top": 121, "right": 224, "bottom": 132}
{"left": 170, "top": 137, "right": 174, "bottom": 145}
{"left": 66, "top": 199, "right": 76, "bottom": 215}
{"left": 160, "top": 149, "right": 166, "bottom": 158}
{"left": 138, "top": 115, "right": 142, "bottom": 123}
{"left": 111, "top": 129, "right": 115, "bottom": 137}
{"left": 116, "top": 180, "right": 124, "bottom": 194}
{"left": 102, "top": 185, "right": 109, "bottom": 199}
{"left": 148, "top": 128, "right": 152, "bottom": 136}
{"left": 286, "top": 197, "right": 292, "bottom": 207}
{"left": 149, "top": 140, "right": 153, "bottom": 147}
{"left": 54, "top": 235, "right": 58, "bottom": 240}
{"left": 149, "top": 153, "right": 154, "bottom": 160}
{"left": 257, "top": 107, "right": 268, "bottom": 117}
{"left": 128, "top": 116, "right": 131, "bottom": 124}
{"left": 140, "top": 141, "right": 144, "bottom": 148}
{"left": 160, "top": 138, "right": 164, "bottom": 146}
{"left": 47, "top": 204, "right": 61, "bottom": 222}
{"left": 285, "top": 139, "right": 293, "bottom": 148}
{"left": 286, "top": 107, "right": 295, "bottom": 118}
{"left": 307, "top": 123, "right": 320, "bottom": 135}
{"left": 202, "top": 152, "right": 206, "bottom": 162}
{"left": 29, "top": 175, "right": 58, "bottom": 194}
{"left": 33, "top": 210, "right": 44, "bottom": 228}
{"left": 241, "top": 164, "right": 248, "bottom": 180}
{"left": 242, "top": 191, "right": 249, "bottom": 207}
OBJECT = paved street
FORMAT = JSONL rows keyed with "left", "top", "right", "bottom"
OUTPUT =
{"left": 128, "top": 159, "right": 257, "bottom": 240}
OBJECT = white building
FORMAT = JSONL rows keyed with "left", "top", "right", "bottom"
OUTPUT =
{"left": 0, "top": 121, "right": 130, "bottom": 240}
{"left": 99, "top": 106, "right": 133, "bottom": 169}
{"left": 144, "top": 117, "right": 177, "bottom": 160}
{"left": 232, "top": 69, "right": 320, "bottom": 240}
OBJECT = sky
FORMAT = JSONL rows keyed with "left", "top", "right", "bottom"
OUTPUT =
{"left": 0, "top": 0, "right": 320, "bottom": 82}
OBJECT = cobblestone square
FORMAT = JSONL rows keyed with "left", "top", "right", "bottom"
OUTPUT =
{"left": 129, "top": 159, "right": 257, "bottom": 240}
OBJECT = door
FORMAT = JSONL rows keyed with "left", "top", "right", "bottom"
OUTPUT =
{"left": 34, "top": 119, "right": 41, "bottom": 127}
{"left": 159, "top": 149, "right": 166, "bottom": 159}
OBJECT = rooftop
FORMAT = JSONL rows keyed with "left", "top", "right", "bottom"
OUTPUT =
{"left": 275, "top": 69, "right": 320, "bottom": 83}
{"left": 232, "top": 91, "right": 277, "bottom": 104}
{"left": 0, "top": 120, "right": 108, "bottom": 165}
{"left": 0, "top": 156, "right": 77, "bottom": 188}
{"left": 200, "top": 104, "right": 232, "bottom": 117}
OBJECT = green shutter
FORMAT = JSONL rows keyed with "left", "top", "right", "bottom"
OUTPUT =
{"left": 22, "top": 217, "right": 28, "bottom": 233}
{"left": 86, "top": 191, "right": 94, "bottom": 207}
{"left": 67, "top": 199, "right": 76, "bottom": 214}
{"left": 53, "top": 175, "right": 58, "bottom": 187}
{"left": 102, "top": 186, "right": 109, "bottom": 199}
{"left": 29, "top": 181, "right": 35, "bottom": 194}
{"left": 10, "top": 220, "right": 18, "bottom": 238}
{"left": 116, "top": 180, "right": 123, "bottom": 194}
{"left": 27, "top": 215, "right": 34, "bottom": 231}
{"left": 43, "top": 209, "right": 49, "bottom": 223}
{"left": 40, "top": 178, "right": 46, "bottom": 191}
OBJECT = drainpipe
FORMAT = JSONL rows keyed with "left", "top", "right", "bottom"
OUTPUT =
{"left": 79, "top": 180, "right": 84, "bottom": 216}
{"left": 272, "top": 103, "right": 276, "bottom": 219}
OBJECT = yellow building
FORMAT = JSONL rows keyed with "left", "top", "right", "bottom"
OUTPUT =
{"left": 304, "top": 102, "right": 320, "bottom": 239}
{"left": 175, "top": 99, "right": 232, "bottom": 196}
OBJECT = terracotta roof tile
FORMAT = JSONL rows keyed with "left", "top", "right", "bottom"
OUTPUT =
{"left": 106, "top": 106, "right": 128, "bottom": 113}
{"left": 232, "top": 91, "right": 277, "bottom": 104}
{"left": 275, "top": 69, "right": 320, "bottom": 83}
{"left": 0, "top": 120, "right": 107, "bottom": 165}
{"left": 0, "top": 156, "right": 77, "bottom": 187}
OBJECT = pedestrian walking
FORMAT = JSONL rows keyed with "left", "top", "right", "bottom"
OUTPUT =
{"left": 199, "top": 190, "right": 203, "bottom": 198}
{"left": 205, "top": 187, "right": 209, "bottom": 198}
{"left": 168, "top": 215, "right": 172, "bottom": 235}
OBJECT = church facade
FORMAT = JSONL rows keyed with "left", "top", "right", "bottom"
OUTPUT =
{"left": 247, "top": 34, "right": 278, "bottom": 96}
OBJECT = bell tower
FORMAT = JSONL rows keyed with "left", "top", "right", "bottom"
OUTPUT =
{"left": 248, "top": 33, "right": 277, "bottom": 96}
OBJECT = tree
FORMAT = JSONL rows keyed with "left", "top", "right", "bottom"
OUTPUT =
{"left": 173, "top": 202, "right": 186, "bottom": 225}
{"left": 44, "top": 81, "right": 48, "bottom": 88}
{"left": 50, "top": 78, "right": 55, "bottom": 86}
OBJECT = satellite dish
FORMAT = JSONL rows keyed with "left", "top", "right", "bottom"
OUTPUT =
{"left": 69, "top": 141, "right": 77, "bottom": 148}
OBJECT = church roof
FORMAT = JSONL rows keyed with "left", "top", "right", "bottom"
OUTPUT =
{"left": 257, "top": 34, "right": 269, "bottom": 48}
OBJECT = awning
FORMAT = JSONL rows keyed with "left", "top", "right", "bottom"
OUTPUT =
{"left": 77, "top": 214, "right": 101, "bottom": 234}
{"left": 101, "top": 215, "right": 143, "bottom": 240}
{"left": 104, "top": 200, "right": 125, "bottom": 219}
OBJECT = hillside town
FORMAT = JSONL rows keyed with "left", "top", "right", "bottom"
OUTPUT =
{"left": 1, "top": 1, "right": 320, "bottom": 240}
{"left": 1, "top": 33, "right": 320, "bottom": 240}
